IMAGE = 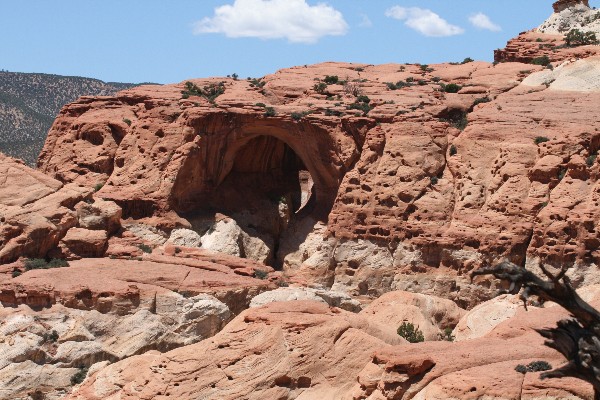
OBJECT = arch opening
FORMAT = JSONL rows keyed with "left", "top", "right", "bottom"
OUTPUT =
{"left": 181, "top": 134, "right": 317, "bottom": 268}
{"left": 216, "top": 135, "right": 314, "bottom": 215}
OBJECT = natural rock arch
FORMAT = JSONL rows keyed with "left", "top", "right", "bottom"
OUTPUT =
{"left": 170, "top": 112, "right": 351, "bottom": 220}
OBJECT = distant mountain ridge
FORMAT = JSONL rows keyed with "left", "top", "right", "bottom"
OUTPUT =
{"left": 0, "top": 70, "right": 138, "bottom": 166}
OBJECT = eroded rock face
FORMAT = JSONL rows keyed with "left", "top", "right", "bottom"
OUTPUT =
{"left": 0, "top": 256, "right": 274, "bottom": 399}
{"left": 68, "top": 298, "right": 594, "bottom": 400}
{"left": 67, "top": 301, "right": 404, "bottom": 400}
{"left": 0, "top": 153, "right": 91, "bottom": 264}
{"left": 34, "top": 42, "right": 600, "bottom": 306}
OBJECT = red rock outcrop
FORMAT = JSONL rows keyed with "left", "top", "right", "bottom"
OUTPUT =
{"left": 494, "top": 31, "right": 600, "bottom": 64}
{"left": 0, "top": 153, "right": 91, "bottom": 264}
{"left": 35, "top": 52, "right": 600, "bottom": 306}
{"left": 68, "top": 299, "right": 594, "bottom": 400}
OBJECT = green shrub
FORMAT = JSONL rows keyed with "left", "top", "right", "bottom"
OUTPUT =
{"left": 534, "top": 136, "right": 550, "bottom": 145}
{"left": 181, "top": 81, "right": 225, "bottom": 102}
{"left": 439, "top": 327, "right": 455, "bottom": 341}
{"left": 531, "top": 56, "right": 551, "bottom": 67}
{"left": 254, "top": 269, "right": 268, "bottom": 280}
{"left": 249, "top": 78, "right": 266, "bottom": 88}
{"left": 430, "top": 176, "right": 439, "bottom": 185}
{"left": 325, "top": 108, "right": 344, "bottom": 117}
{"left": 515, "top": 361, "right": 552, "bottom": 374}
{"left": 587, "top": 154, "right": 597, "bottom": 167}
{"left": 565, "top": 29, "right": 598, "bottom": 47}
{"left": 442, "top": 83, "right": 462, "bottom": 93}
{"left": 397, "top": 322, "right": 425, "bottom": 343}
{"left": 406, "top": 77, "right": 414, "bottom": 83}
{"left": 231, "top": 73, "right": 238, "bottom": 80}
{"left": 264, "top": 107, "right": 276, "bottom": 117}
{"left": 24, "top": 258, "right": 69, "bottom": 271}
{"left": 345, "top": 95, "right": 372, "bottom": 116}
{"left": 473, "top": 97, "right": 491, "bottom": 107}
{"left": 386, "top": 81, "right": 413, "bottom": 90}
{"left": 70, "top": 367, "right": 89, "bottom": 385}
{"left": 558, "top": 167, "right": 567, "bottom": 181}
{"left": 291, "top": 111, "right": 311, "bottom": 121}
{"left": 94, "top": 183, "right": 104, "bottom": 192}
{"left": 12, "top": 270, "right": 21, "bottom": 278}
{"left": 461, "top": 57, "right": 474, "bottom": 64}
{"left": 255, "top": 102, "right": 266, "bottom": 108}
{"left": 323, "top": 75, "right": 339, "bottom": 84}
{"left": 122, "top": 118, "right": 132, "bottom": 126}
{"left": 314, "top": 82, "right": 328, "bottom": 94}
{"left": 452, "top": 114, "right": 468, "bottom": 131}
{"left": 449, "top": 145, "right": 457, "bottom": 156}
{"left": 138, "top": 244, "right": 152, "bottom": 254}
{"left": 42, "top": 330, "right": 59, "bottom": 343}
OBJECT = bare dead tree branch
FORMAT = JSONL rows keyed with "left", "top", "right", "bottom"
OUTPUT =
{"left": 471, "top": 261, "right": 600, "bottom": 399}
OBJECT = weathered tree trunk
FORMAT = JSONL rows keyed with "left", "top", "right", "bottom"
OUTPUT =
{"left": 472, "top": 261, "right": 600, "bottom": 398}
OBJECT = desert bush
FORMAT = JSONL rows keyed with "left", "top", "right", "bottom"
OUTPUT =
{"left": 397, "top": 322, "right": 425, "bottom": 343}
{"left": 439, "top": 327, "right": 455, "bottom": 341}
{"left": 314, "top": 82, "right": 328, "bottom": 94}
{"left": 441, "top": 83, "right": 462, "bottom": 93}
{"left": 534, "top": 136, "right": 550, "bottom": 145}
{"left": 249, "top": 78, "right": 266, "bottom": 88}
{"left": 254, "top": 269, "right": 268, "bottom": 280}
{"left": 181, "top": 81, "right": 225, "bottom": 102}
{"left": 587, "top": 154, "right": 597, "bottom": 167}
{"left": 137, "top": 244, "right": 152, "bottom": 254}
{"left": 565, "top": 29, "right": 598, "bottom": 47}
{"left": 531, "top": 56, "right": 551, "bottom": 67}
{"left": 515, "top": 361, "right": 552, "bottom": 374}
{"left": 461, "top": 57, "right": 475, "bottom": 64}
{"left": 473, "top": 97, "right": 491, "bottom": 107}
{"left": 24, "top": 258, "right": 69, "bottom": 271}
{"left": 122, "top": 118, "right": 132, "bottom": 126}
{"left": 264, "top": 107, "right": 276, "bottom": 117}
{"left": 323, "top": 75, "right": 339, "bottom": 84}
{"left": 70, "top": 367, "right": 89, "bottom": 385}
{"left": 42, "top": 330, "right": 59, "bottom": 343}
{"left": 449, "top": 144, "right": 457, "bottom": 156}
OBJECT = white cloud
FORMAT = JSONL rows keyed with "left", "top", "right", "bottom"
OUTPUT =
{"left": 194, "top": 0, "right": 349, "bottom": 44}
{"left": 359, "top": 14, "right": 373, "bottom": 28}
{"left": 385, "top": 6, "right": 464, "bottom": 37}
{"left": 469, "top": 12, "right": 501, "bottom": 32}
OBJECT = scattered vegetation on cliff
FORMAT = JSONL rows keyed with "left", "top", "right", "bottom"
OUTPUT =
{"left": 440, "top": 83, "right": 462, "bottom": 93}
{"left": 24, "top": 258, "right": 69, "bottom": 270}
{"left": 531, "top": 55, "right": 552, "bottom": 67}
{"left": 534, "top": 136, "right": 550, "bottom": 145}
{"left": 449, "top": 144, "right": 458, "bottom": 156}
{"left": 515, "top": 361, "right": 553, "bottom": 374}
{"left": 137, "top": 244, "right": 152, "bottom": 254}
{"left": 254, "top": 269, "right": 268, "bottom": 280}
{"left": 181, "top": 81, "right": 225, "bottom": 103}
{"left": 565, "top": 29, "right": 598, "bottom": 47}
{"left": 397, "top": 322, "right": 425, "bottom": 343}
{"left": 70, "top": 367, "right": 89, "bottom": 385}
{"left": 346, "top": 95, "right": 372, "bottom": 116}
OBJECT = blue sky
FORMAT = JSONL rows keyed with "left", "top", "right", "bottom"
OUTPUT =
{"left": 1, "top": 1, "right": 595, "bottom": 84}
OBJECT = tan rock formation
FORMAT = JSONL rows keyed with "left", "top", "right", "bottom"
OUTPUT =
{"left": 67, "top": 299, "right": 595, "bottom": 400}
{"left": 0, "top": 256, "right": 274, "bottom": 399}
{"left": 68, "top": 301, "right": 404, "bottom": 400}
{"left": 359, "top": 290, "right": 466, "bottom": 341}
